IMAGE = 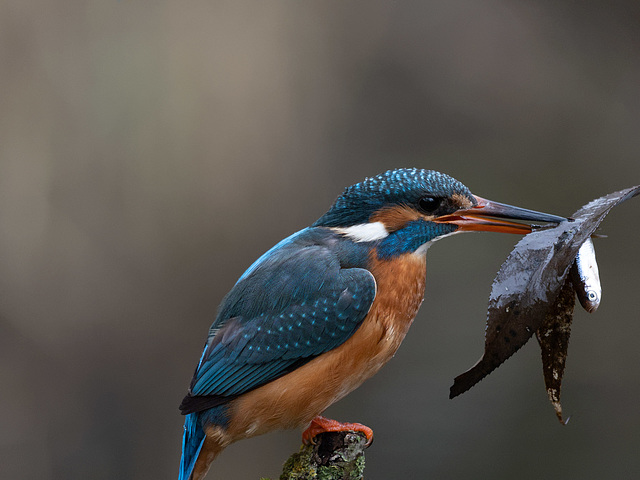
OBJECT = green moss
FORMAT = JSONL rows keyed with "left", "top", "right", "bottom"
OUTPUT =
{"left": 276, "top": 432, "right": 366, "bottom": 480}
{"left": 279, "top": 444, "right": 317, "bottom": 479}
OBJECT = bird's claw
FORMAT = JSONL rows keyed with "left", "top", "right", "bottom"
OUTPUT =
{"left": 302, "top": 415, "right": 374, "bottom": 447}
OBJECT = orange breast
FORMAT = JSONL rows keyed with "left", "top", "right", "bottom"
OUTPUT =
{"left": 222, "top": 252, "right": 427, "bottom": 444}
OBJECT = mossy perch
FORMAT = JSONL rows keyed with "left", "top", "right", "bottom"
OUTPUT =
{"left": 267, "top": 431, "right": 367, "bottom": 480}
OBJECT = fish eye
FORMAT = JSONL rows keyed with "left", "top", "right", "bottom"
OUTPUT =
{"left": 418, "top": 196, "right": 442, "bottom": 214}
{"left": 587, "top": 291, "right": 598, "bottom": 301}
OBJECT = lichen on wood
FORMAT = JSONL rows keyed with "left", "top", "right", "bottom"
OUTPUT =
{"left": 268, "top": 431, "right": 367, "bottom": 480}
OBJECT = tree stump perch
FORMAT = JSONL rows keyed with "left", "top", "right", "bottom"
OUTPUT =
{"left": 266, "top": 431, "right": 367, "bottom": 480}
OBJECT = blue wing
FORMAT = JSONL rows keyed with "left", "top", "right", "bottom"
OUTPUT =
{"left": 180, "top": 228, "right": 376, "bottom": 414}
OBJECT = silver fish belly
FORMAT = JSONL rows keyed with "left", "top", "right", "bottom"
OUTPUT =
{"left": 570, "top": 238, "right": 601, "bottom": 313}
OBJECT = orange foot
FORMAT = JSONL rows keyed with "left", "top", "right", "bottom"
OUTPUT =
{"left": 302, "top": 415, "right": 374, "bottom": 447}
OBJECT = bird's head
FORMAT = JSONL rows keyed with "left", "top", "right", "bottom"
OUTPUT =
{"left": 313, "top": 168, "right": 565, "bottom": 258}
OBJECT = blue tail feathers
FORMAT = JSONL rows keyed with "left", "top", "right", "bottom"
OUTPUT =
{"left": 179, "top": 413, "right": 206, "bottom": 480}
{"left": 179, "top": 405, "right": 232, "bottom": 479}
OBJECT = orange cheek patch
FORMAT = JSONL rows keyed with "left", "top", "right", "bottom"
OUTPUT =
{"left": 371, "top": 205, "right": 425, "bottom": 232}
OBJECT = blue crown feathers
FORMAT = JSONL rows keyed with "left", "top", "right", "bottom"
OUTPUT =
{"left": 313, "top": 168, "right": 473, "bottom": 227}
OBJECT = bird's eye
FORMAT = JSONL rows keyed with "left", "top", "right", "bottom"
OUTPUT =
{"left": 418, "top": 196, "right": 442, "bottom": 214}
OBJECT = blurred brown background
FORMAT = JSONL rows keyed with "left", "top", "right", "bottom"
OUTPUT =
{"left": 1, "top": 1, "right": 639, "bottom": 479}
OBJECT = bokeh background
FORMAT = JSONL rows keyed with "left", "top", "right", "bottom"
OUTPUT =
{"left": 1, "top": 1, "right": 640, "bottom": 479}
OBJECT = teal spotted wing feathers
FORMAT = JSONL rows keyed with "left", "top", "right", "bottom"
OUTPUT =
{"left": 180, "top": 228, "right": 376, "bottom": 414}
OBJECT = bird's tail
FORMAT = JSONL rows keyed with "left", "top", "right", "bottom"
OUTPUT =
{"left": 179, "top": 412, "right": 226, "bottom": 480}
{"left": 179, "top": 413, "right": 206, "bottom": 480}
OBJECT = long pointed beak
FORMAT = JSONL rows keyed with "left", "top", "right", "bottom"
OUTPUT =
{"left": 434, "top": 195, "right": 567, "bottom": 234}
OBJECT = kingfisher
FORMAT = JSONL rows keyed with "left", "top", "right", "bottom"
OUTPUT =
{"left": 178, "top": 168, "right": 565, "bottom": 479}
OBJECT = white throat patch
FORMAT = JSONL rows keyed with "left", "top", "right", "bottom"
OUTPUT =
{"left": 412, "top": 230, "right": 463, "bottom": 257}
{"left": 333, "top": 221, "right": 389, "bottom": 242}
